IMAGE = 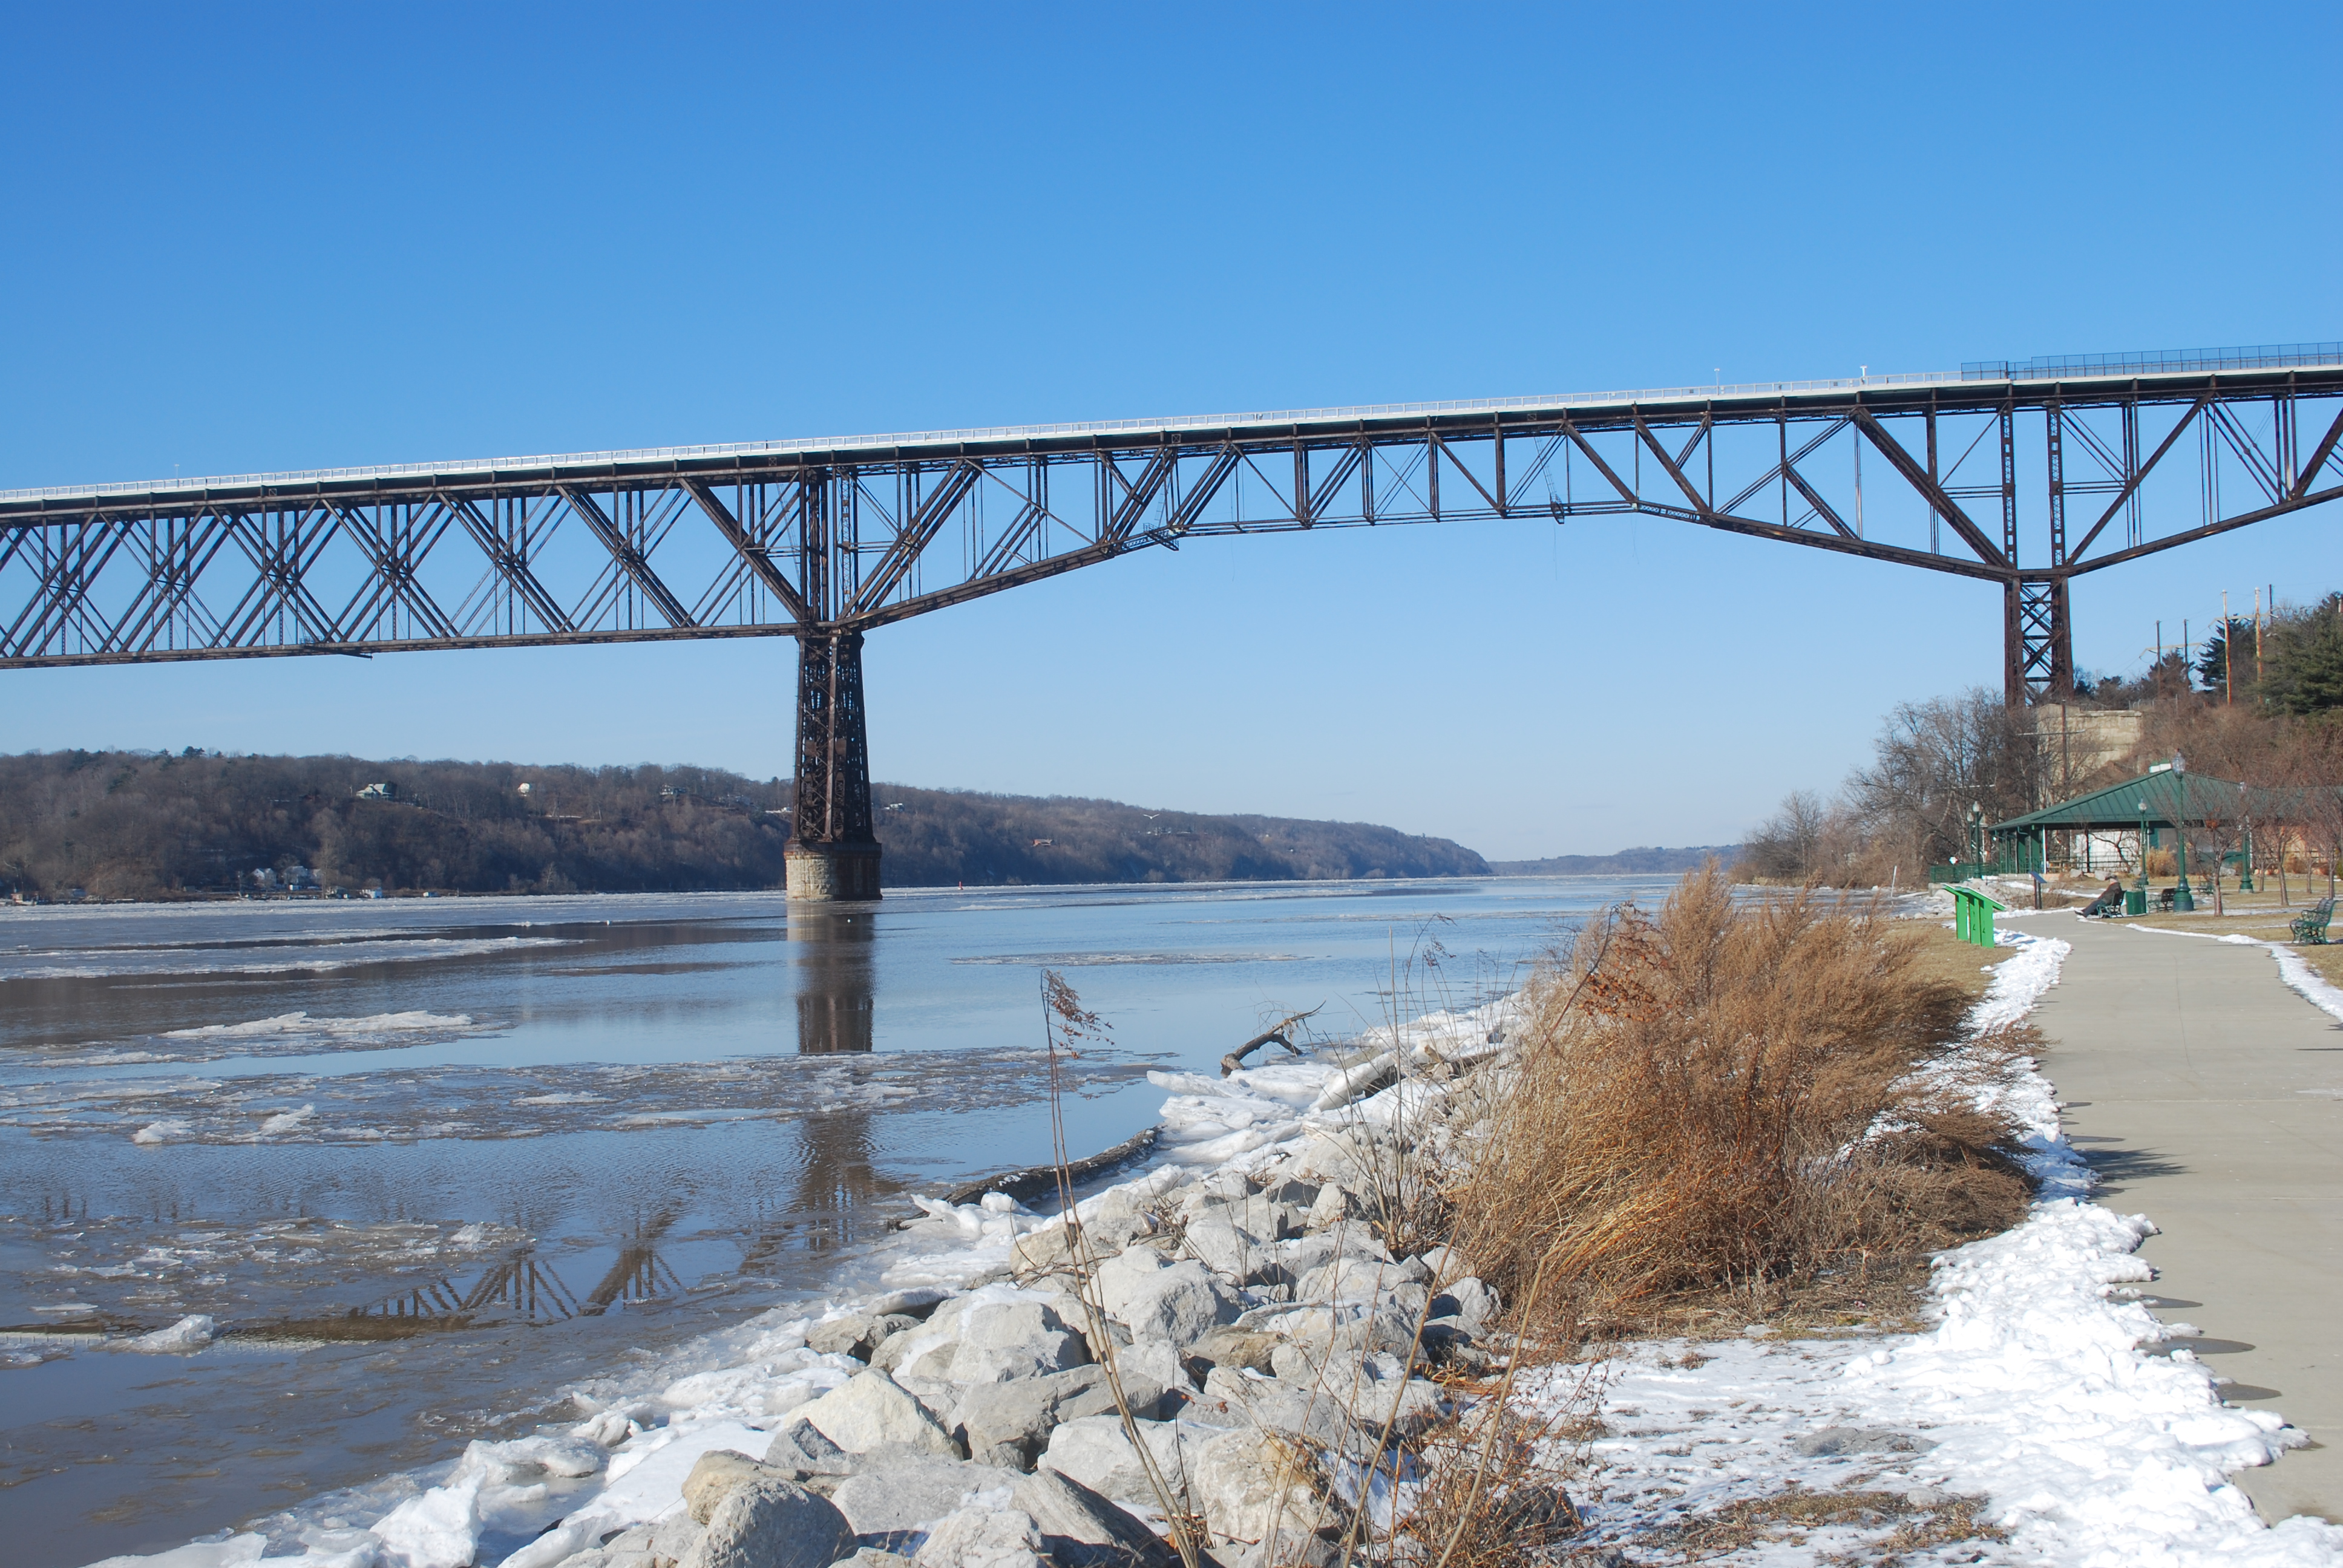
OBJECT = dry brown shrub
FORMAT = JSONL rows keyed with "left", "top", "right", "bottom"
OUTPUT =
{"left": 1647, "top": 1483, "right": 2008, "bottom": 1563}
{"left": 1376, "top": 1348, "right": 1602, "bottom": 1568}
{"left": 1450, "top": 862, "right": 2027, "bottom": 1327}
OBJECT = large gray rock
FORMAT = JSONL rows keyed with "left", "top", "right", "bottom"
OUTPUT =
{"left": 1184, "top": 1327, "right": 1282, "bottom": 1376}
{"left": 1009, "top": 1224, "right": 1080, "bottom": 1279}
{"left": 1014, "top": 1195, "right": 1152, "bottom": 1279}
{"left": 1271, "top": 1300, "right": 1426, "bottom": 1365}
{"left": 1180, "top": 1210, "right": 1270, "bottom": 1284}
{"left": 649, "top": 1512, "right": 705, "bottom": 1563}
{"left": 1296, "top": 1351, "right": 1443, "bottom": 1439}
{"left": 1256, "top": 1229, "right": 1389, "bottom": 1291}
{"left": 1188, "top": 1428, "right": 1324, "bottom": 1558}
{"left": 810, "top": 1313, "right": 920, "bottom": 1363}
{"left": 1201, "top": 1367, "right": 1342, "bottom": 1451}
{"left": 1304, "top": 1184, "right": 1362, "bottom": 1230}
{"left": 909, "top": 1507, "right": 1048, "bottom": 1568}
{"left": 1038, "top": 1415, "right": 1170, "bottom": 1507}
{"left": 1037, "top": 1412, "right": 1245, "bottom": 1514}
{"left": 1083, "top": 1189, "right": 1153, "bottom": 1255}
{"left": 947, "top": 1298, "right": 1090, "bottom": 1383}
{"left": 1429, "top": 1276, "right": 1498, "bottom": 1328}
{"left": 1098, "top": 1250, "right": 1236, "bottom": 1348}
{"left": 768, "top": 1417, "right": 860, "bottom": 1476}
{"left": 1095, "top": 1247, "right": 1168, "bottom": 1314}
{"left": 1106, "top": 1336, "right": 1191, "bottom": 1413}
{"left": 678, "top": 1479, "right": 855, "bottom": 1568}
{"left": 684, "top": 1448, "right": 801, "bottom": 1523}
{"left": 876, "top": 1319, "right": 964, "bottom": 1383}
{"left": 950, "top": 1364, "right": 1116, "bottom": 1470}
{"left": 1296, "top": 1255, "right": 1424, "bottom": 1306}
{"left": 808, "top": 1314, "right": 883, "bottom": 1361}
{"left": 1414, "top": 1245, "right": 1478, "bottom": 1286}
{"left": 828, "top": 1448, "right": 1023, "bottom": 1536}
{"left": 1012, "top": 1464, "right": 1173, "bottom": 1567}
{"left": 796, "top": 1368, "right": 964, "bottom": 1459}
{"left": 830, "top": 1552, "right": 914, "bottom": 1568}
{"left": 1257, "top": 1175, "right": 1320, "bottom": 1210}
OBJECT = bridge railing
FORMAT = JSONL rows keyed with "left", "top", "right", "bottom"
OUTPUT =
{"left": 0, "top": 373, "right": 1987, "bottom": 505}
{"left": 1964, "top": 342, "right": 2343, "bottom": 380}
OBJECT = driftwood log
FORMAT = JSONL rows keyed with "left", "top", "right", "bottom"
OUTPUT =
{"left": 938, "top": 1124, "right": 1162, "bottom": 1208}
{"left": 1221, "top": 1006, "right": 1323, "bottom": 1077}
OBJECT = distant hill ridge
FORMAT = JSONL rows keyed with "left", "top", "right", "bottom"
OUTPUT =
{"left": 1487, "top": 844, "right": 1743, "bottom": 877}
{"left": 0, "top": 750, "right": 1487, "bottom": 900}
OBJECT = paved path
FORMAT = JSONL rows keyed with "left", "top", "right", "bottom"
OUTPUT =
{"left": 2025, "top": 913, "right": 2343, "bottom": 1524}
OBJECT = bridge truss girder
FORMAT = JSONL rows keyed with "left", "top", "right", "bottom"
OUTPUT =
{"left": 5, "top": 360, "right": 2339, "bottom": 892}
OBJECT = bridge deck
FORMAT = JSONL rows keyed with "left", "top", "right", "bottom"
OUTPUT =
{"left": 7, "top": 348, "right": 2340, "bottom": 515}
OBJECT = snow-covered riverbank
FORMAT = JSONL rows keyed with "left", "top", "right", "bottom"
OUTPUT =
{"left": 91, "top": 926, "right": 2343, "bottom": 1568}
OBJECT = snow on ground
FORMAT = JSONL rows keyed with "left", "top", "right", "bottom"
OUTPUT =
{"left": 1556, "top": 930, "right": 2343, "bottom": 1566}
{"left": 2270, "top": 943, "right": 2343, "bottom": 1025}
{"left": 82, "top": 928, "right": 2343, "bottom": 1567}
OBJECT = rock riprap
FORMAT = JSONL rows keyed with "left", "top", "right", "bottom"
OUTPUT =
{"left": 523, "top": 1011, "right": 1521, "bottom": 1568}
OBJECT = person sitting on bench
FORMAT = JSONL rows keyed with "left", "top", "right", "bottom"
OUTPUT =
{"left": 2080, "top": 878, "right": 2125, "bottom": 917}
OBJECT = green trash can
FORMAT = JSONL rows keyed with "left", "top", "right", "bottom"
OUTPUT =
{"left": 2123, "top": 887, "right": 2146, "bottom": 916}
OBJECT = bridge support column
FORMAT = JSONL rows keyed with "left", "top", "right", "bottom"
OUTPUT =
{"left": 786, "top": 627, "right": 882, "bottom": 901}
{"left": 2004, "top": 577, "right": 2074, "bottom": 705}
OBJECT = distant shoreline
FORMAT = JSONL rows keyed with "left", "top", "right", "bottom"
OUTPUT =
{"left": 0, "top": 868, "right": 1715, "bottom": 912}
{"left": 1486, "top": 845, "right": 1743, "bottom": 878}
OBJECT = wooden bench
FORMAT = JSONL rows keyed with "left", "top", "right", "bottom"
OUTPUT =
{"left": 2295, "top": 897, "right": 2337, "bottom": 946}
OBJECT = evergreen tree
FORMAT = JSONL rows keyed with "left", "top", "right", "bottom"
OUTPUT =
{"left": 2263, "top": 594, "right": 2343, "bottom": 716}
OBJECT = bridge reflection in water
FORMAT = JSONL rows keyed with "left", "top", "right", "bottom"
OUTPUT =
{"left": 342, "top": 910, "right": 894, "bottom": 1330}
{"left": 793, "top": 907, "right": 876, "bottom": 1056}
{"left": 733, "top": 906, "right": 891, "bottom": 1272}
{"left": 353, "top": 1223, "right": 680, "bottom": 1328}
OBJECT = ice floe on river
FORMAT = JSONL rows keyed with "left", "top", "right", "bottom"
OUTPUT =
{"left": 1, "top": 935, "right": 574, "bottom": 984}
{"left": 1, "top": 1042, "right": 1160, "bottom": 1146}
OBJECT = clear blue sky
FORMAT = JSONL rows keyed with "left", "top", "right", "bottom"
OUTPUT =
{"left": 3, "top": 3, "right": 2336, "bottom": 860}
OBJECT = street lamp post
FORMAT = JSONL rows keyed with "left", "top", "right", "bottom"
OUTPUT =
{"left": 2130, "top": 799, "right": 2151, "bottom": 916}
{"left": 2173, "top": 765, "right": 2195, "bottom": 912}
{"left": 1969, "top": 802, "right": 1985, "bottom": 875}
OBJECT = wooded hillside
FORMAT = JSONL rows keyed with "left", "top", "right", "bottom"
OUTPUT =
{"left": 0, "top": 751, "right": 1488, "bottom": 899}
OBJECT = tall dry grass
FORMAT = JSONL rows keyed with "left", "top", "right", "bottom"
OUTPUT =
{"left": 1451, "top": 863, "right": 2028, "bottom": 1327}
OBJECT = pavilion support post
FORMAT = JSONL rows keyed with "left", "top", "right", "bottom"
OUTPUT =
{"left": 786, "top": 627, "right": 882, "bottom": 901}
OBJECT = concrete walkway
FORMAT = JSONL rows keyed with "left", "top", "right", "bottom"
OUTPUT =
{"left": 2026, "top": 913, "right": 2343, "bottom": 1524}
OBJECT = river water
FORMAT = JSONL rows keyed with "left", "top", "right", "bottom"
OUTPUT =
{"left": 0, "top": 875, "right": 1667, "bottom": 1566}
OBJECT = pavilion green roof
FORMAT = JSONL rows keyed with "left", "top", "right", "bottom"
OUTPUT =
{"left": 1988, "top": 768, "right": 2250, "bottom": 835}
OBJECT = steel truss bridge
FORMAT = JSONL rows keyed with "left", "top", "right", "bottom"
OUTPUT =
{"left": 5, "top": 342, "right": 2338, "bottom": 897}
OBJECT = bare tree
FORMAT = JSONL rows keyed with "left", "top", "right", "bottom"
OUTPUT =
{"left": 2288, "top": 723, "right": 2343, "bottom": 901}
{"left": 1846, "top": 690, "right": 2043, "bottom": 870}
